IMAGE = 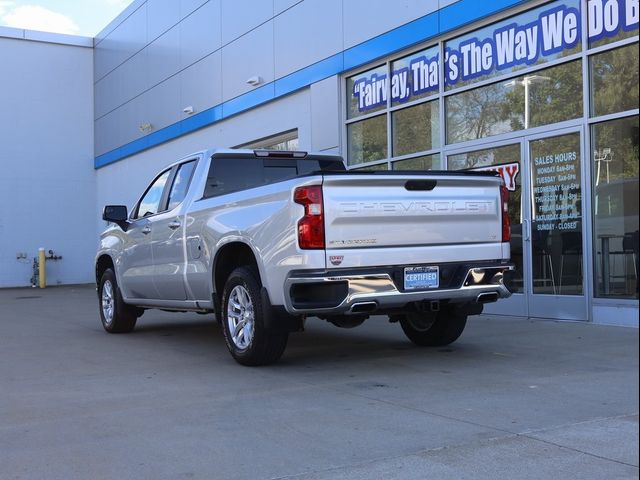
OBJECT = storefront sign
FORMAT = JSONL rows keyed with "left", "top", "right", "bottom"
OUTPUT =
{"left": 446, "top": 4, "right": 581, "bottom": 85}
{"left": 352, "top": 0, "right": 639, "bottom": 112}
{"left": 471, "top": 162, "right": 520, "bottom": 192}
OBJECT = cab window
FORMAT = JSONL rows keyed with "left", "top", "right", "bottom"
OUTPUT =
{"left": 134, "top": 169, "right": 171, "bottom": 219}
{"left": 168, "top": 161, "right": 196, "bottom": 210}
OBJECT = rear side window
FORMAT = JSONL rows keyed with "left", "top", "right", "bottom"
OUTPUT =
{"left": 204, "top": 158, "right": 263, "bottom": 197}
{"left": 203, "top": 157, "right": 345, "bottom": 198}
{"left": 167, "top": 161, "right": 196, "bottom": 210}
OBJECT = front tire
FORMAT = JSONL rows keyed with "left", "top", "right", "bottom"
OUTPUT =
{"left": 397, "top": 308, "right": 468, "bottom": 347}
{"left": 221, "top": 267, "right": 288, "bottom": 366}
{"left": 98, "top": 268, "right": 138, "bottom": 333}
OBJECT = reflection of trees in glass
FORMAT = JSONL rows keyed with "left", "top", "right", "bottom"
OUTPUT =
{"left": 352, "top": 162, "right": 389, "bottom": 171}
{"left": 347, "top": 114, "right": 387, "bottom": 165}
{"left": 392, "top": 154, "right": 440, "bottom": 170}
{"left": 590, "top": 22, "right": 638, "bottom": 48}
{"left": 592, "top": 116, "right": 639, "bottom": 299}
{"left": 446, "top": 83, "right": 516, "bottom": 143}
{"left": 522, "top": 61, "right": 582, "bottom": 128}
{"left": 446, "top": 60, "right": 582, "bottom": 144}
{"left": 592, "top": 117, "right": 639, "bottom": 216}
{"left": 392, "top": 101, "right": 439, "bottom": 157}
{"left": 591, "top": 43, "right": 639, "bottom": 117}
{"left": 593, "top": 118, "right": 640, "bottom": 185}
{"left": 448, "top": 143, "right": 520, "bottom": 169}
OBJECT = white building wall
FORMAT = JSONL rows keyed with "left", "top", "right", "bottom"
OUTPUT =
{"left": 92, "top": 0, "right": 445, "bottom": 158}
{"left": 0, "top": 32, "right": 95, "bottom": 287}
{"left": 95, "top": 88, "right": 319, "bottom": 219}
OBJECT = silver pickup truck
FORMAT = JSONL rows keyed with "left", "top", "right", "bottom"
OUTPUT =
{"left": 96, "top": 149, "right": 513, "bottom": 365}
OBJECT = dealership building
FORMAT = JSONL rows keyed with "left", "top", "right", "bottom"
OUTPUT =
{"left": 0, "top": 0, "right": 637, "bottom": 325}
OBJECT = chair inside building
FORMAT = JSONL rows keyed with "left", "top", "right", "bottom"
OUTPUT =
{"left": 559, "top": 231, "right": 583, "bottom": 294}
{"left": 532, "top": 228, "right": 556, "bottom": 294}
{"left": 609, "top": 230, "right": 639, "bottom": 296}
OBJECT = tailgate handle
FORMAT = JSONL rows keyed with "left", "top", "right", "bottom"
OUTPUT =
{"left": 405, "top": 180, "right": 437, "bottom": 191}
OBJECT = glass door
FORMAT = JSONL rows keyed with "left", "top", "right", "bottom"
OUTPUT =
{"left": 447, "top": 128, "right": 588, "bottom": 320}
{"left": 524, "top": 128, "right": 587, "bottom": 320}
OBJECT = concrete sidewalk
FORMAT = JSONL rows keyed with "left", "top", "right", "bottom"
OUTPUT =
{"left": 0, "top": 285, "right": 638, "bottom": 479}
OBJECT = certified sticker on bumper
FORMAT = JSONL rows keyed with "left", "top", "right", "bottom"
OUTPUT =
{"left": 404, "top": 266, "right": 439, "bottom": 290}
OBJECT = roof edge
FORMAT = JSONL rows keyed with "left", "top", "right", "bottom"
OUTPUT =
{"left": 0, "top": 25, "right": 93, "bottom": 47}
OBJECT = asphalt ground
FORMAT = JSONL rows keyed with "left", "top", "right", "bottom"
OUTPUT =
{"left": 1, "top": 285, "right": 638, "bottom": 480}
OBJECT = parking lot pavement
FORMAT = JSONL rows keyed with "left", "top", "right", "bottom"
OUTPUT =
{"left": 0, "top": 285, "right": 638, "bottom": 480}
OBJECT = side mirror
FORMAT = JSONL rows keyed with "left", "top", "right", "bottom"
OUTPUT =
{"left": 103, "top": 205, "right": 129, "bottom": 230}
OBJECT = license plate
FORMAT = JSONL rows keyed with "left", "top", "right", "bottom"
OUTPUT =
{"left": 404, "top": 266, "right": 439, "bottom": 290}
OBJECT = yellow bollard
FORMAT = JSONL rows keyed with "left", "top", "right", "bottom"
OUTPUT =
{"left": 38, "top": 248, "right": 46, "bottom": 289}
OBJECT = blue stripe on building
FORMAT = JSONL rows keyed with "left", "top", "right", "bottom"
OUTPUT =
{"left": 95, "top": 0, "right": 528, "bottom": 169}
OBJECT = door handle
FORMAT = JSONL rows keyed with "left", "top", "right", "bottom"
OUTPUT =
{"left": 168, "top": 220, "right": 181, "bottom": 230}
{"left": 141, "top": 226, "right": 151, "bottom": 235}
{"left": 523, "top": 219, "right": 530, "bottom": 242}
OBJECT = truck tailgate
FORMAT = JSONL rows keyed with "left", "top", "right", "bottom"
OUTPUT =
{"left": 322, "top": 172, "right": 503, "bottom": 251}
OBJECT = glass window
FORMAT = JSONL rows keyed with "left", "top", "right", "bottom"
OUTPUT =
{"left": 346, "top": 64, "right": 387, "bottom": 119}
{"left": 392, "top": 100, "right": 439, "bottom": 157}
{"left": 391, "top": 46, "right": 439, "bottom": 106}
{"left": 592, "top": 116, "right": 639, "bottom": 299}
{"left": 263, "top": 164, "right": 298, "bottom": 183}
{"left": 135, "top": 169, "right": 171, "bottom": 219}
{"left": 529, "top": 133, "right": 583, "bottom": 295}
{"left": 204, "top": 158, "right": 264, "bottom": 197}
{"left": 392, "top": 154, "right": 441, "bottom": 170}
{"left": 445, "top": 0, "right": 582, "bottom": 90}
{"left": 448, "top": 144, "right": 524, "bottom": 292}
{"left": 588, "top": 0, "right": 640, "bottom": 48}
{"left": 167, "top": 161, "right": 196, "bottom": 211}
{"left": 446, "top": 60, "right": 583, "bottom": 144}
{"left": 267, "top": 137, "right": 299, "bottom": 150}
{"left": 590, "top": 43, "right": 640, "bottom": 117}
{"left": 296, "top": 158, "right": 346, "bottom": 175}
{"left": 351, "top": 162, "right": 389, "bottom": 172}
{"left": 239, "top": 130, "right": 299, "bottom": 150}
{"left": 347, "top": 114, "right": 387, "bottom": 166}
{"left": 203, "top": 157, "right": 345, "bottom": 197}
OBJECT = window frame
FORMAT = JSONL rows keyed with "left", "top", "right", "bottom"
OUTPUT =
{"left": 166, "top": 159, "right": 198, "bottom": 212}
{"left": 131, "top": 158, "right": 199, "bottom": 220}
{"left": 131, "top": 168, "right": 173, "bottom": 220}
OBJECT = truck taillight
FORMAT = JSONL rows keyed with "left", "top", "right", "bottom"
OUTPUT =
{"left": 500, "top": 185, "right": 511, "bottom": 242}
{"left": 294, "top": 185, "right": 325, "bottom": 249}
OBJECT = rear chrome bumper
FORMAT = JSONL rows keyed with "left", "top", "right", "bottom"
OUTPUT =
{"left": 283, "top": 263, "right": 514, "bottom": 315}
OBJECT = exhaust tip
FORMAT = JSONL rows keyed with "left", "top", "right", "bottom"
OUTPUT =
{"left": 350, "top": 302, "right": 378, "bottom": 314}
{"left": 476, "top": 292, "right": 499, "bottom": 304}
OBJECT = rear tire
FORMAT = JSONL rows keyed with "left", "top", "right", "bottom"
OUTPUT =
{"left": 98, "top": 268, "right": 138, "bottom": 333}
{"left": 397, "top": 308, "right": 467, "bottom": 346}
{"left": 221, "top": 267, "right": 288, "bottom": 366}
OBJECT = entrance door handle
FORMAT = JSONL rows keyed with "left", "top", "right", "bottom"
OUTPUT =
{"left": 141, "top": 226, "right": 151, "bottom": 235}
{"left": 168, "top": 220, "right": 181, "bottom": 230}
